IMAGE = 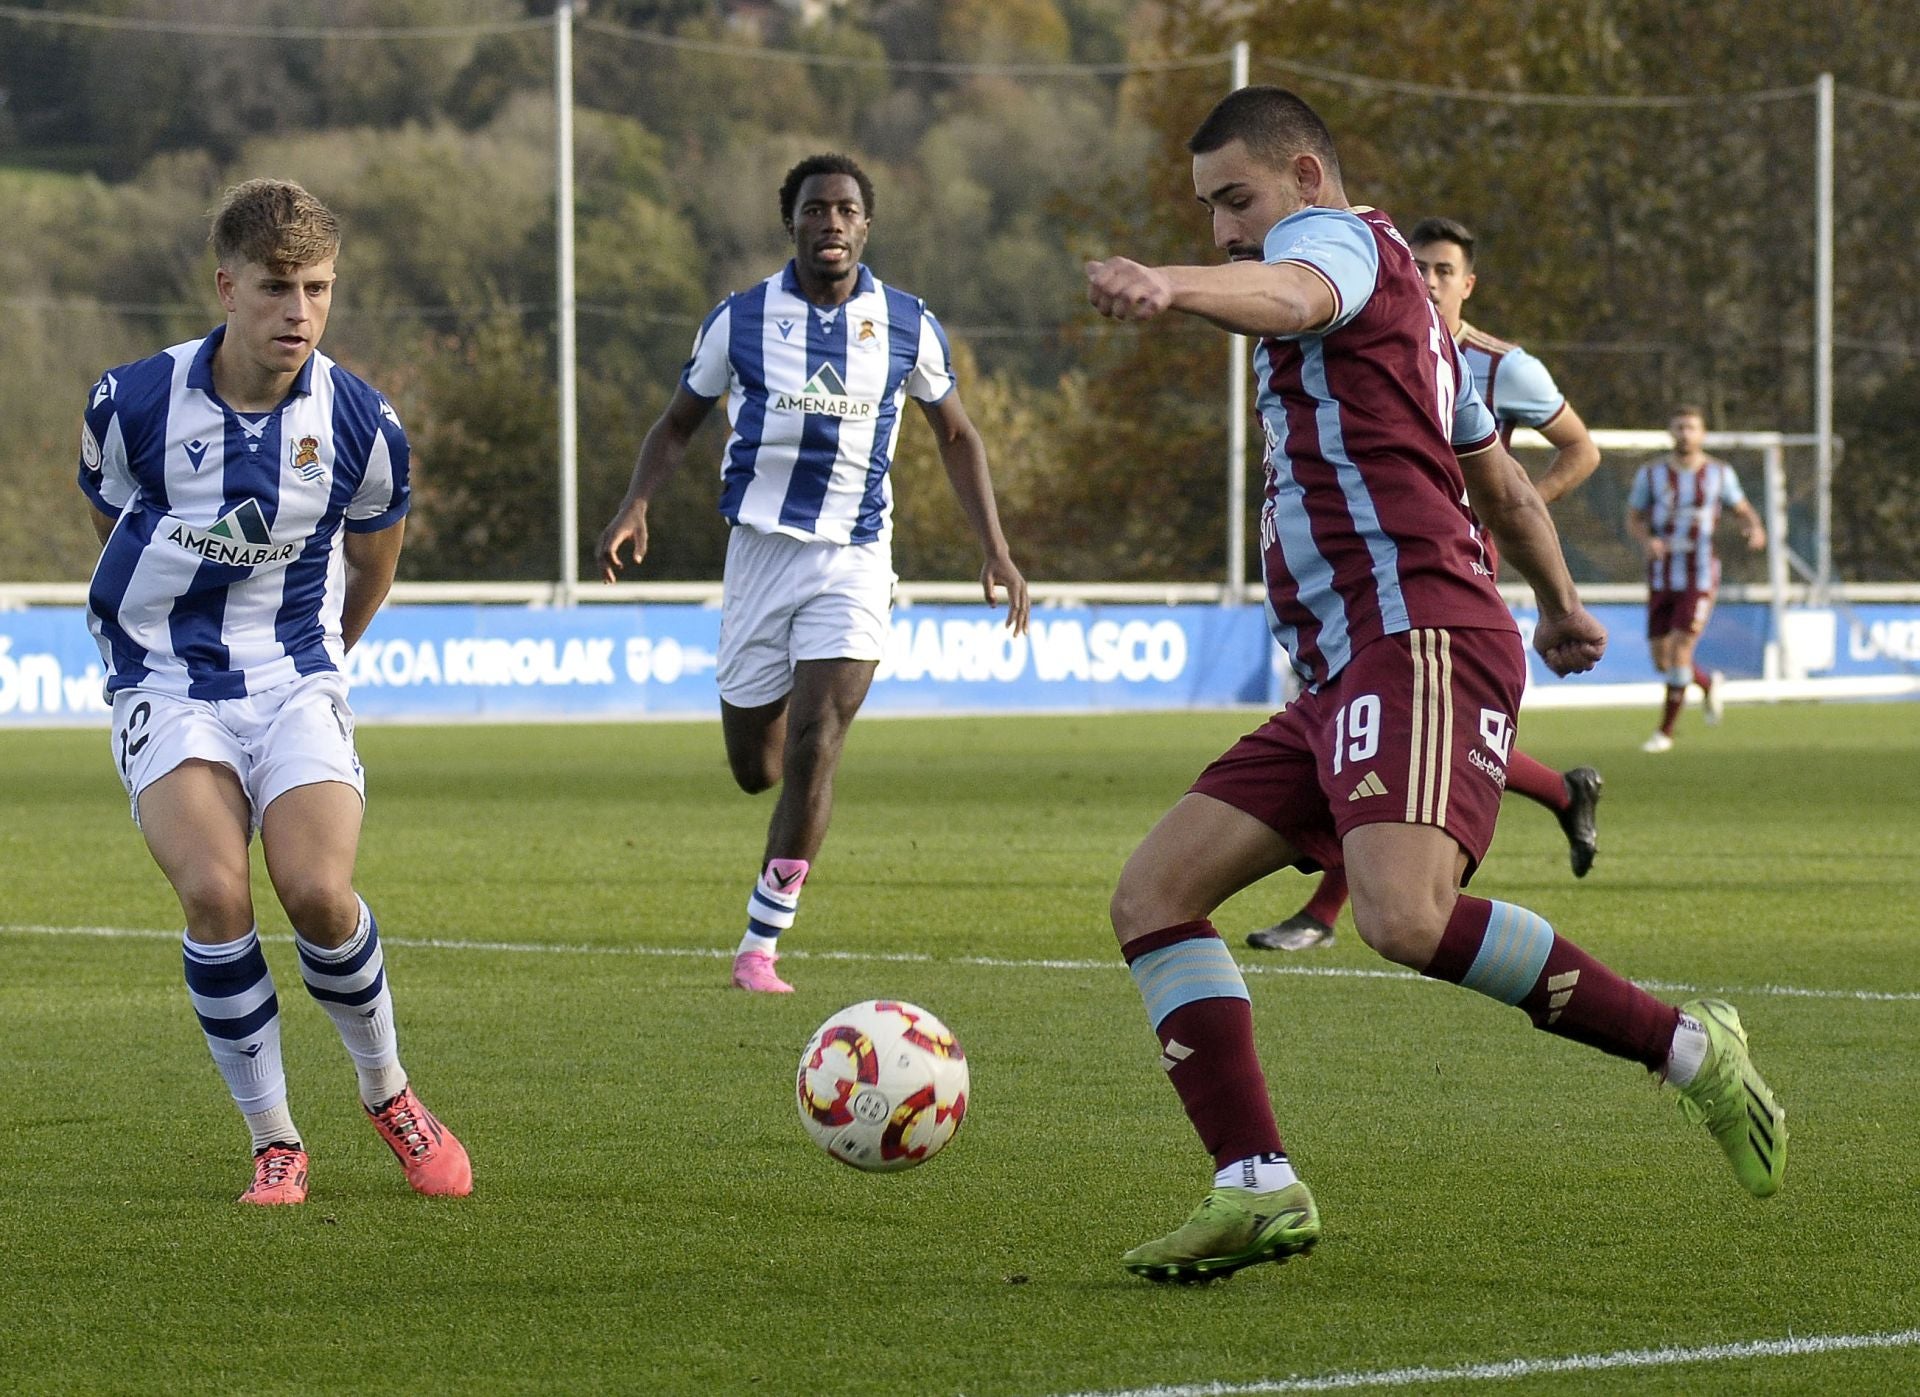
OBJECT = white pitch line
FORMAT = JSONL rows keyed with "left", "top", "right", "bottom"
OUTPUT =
{"left": 1045, "top": 1327, "right": 1920, "bottom": 1397}
{"left": 3, "top": 922, "right": 1918, "bottom": 1004}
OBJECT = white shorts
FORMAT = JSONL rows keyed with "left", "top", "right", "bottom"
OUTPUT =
{"left": 108, "top": 671, "right": 365, "bottom": 830}
{"left": 716, "top": 527, "right": 895, "bottom": 707}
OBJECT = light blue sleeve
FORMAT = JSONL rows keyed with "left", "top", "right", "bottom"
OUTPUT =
{"left": 1627, "top": 464, "right": 1653, "bottom": 511}
{"left": 1490, "top": 345, "right": 1566, "bottom": 429}
{"left": 1717, "top": 464, "right": 1748, "bottom": 506}
{"left": 1451, "top": 357, "right": 1498, "bottom": 449}
{"left": 1263, "top": 208, "right": 1380, "bottom": 336}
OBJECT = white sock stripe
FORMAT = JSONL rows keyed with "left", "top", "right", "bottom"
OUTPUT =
{"left": 296, "top": 946, "right": 386, "bottom": 995}
{"left": 187, "top": 977, "right": 278, "bottom": 1022}
{"left": 181, "top": 928, "right": 260, "bottom": 963}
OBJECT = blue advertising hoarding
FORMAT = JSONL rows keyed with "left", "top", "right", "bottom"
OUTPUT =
{"left": 1, "top": 600, "right": 1912, "bottom": 727}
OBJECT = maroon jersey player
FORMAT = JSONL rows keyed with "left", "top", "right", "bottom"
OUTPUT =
{"left": 1250, "top": 216, "right": 1605, "bottom": 952}
{"left": 1627, "top": 405, "right": 1766, "bottom": 752}
{"left": 1084, "top": 85, "right": 1784, "bottom": 1281}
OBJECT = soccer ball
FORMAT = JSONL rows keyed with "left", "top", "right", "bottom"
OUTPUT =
{"left": 796, "top": 1000, "right": 969, "bottom": 1172}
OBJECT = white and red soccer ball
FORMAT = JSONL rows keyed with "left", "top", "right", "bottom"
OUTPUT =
{"left": 796, "top": 1000, "right": 968, "bottom": 1172}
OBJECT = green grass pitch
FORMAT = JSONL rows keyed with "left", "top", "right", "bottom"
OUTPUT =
{"left": 3, "top": 702, "right": 1917, "bottom": 1394}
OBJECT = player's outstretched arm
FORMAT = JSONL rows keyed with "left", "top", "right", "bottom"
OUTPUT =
{"left": 918, "top": 392, "right": 1029, "bottom": 635}
{"left": 1460, "top": 442, "right": 1605, "bottom": 676}
{"left": 341, "top": 519, "right": 406, "bottom": 652}
{"left": 1085, "top": 258, "right": 1334, "bottom": 338}
{"left": 596, "top": 385, "right": 715, "bottom": 584}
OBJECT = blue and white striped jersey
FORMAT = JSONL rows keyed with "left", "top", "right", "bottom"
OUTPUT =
{"left": 681, "top": 262, "right": 955, "bottom": 546}
{"left": 78, "top": 327, "right": 410, "bottom": 699}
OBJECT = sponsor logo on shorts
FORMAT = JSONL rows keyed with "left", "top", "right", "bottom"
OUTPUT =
{"left": 1478, "top": 707, "right": 1514, "bottom": 761}
{"left": 1467, "top": 746, "right": 1508, "bottom": 788}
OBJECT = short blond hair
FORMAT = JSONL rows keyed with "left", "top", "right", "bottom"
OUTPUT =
{"left": 209, "top": 179, "right": 340, "bottom": 273}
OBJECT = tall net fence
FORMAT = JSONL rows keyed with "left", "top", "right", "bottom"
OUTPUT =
{"left": 2, "top": 3, "right": 1915, "bottom": 594}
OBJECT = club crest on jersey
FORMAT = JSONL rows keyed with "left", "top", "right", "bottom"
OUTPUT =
{"left": 858, "top": 319, "right": 876, "bottom": 343}
{"left": 163, "top": 499, "right": 296, "bottom": 568}
{"left": 291, "top": 434, "right": 325, "bottom": 484}
{"left": 774, "top": 362, "right": 875, "bottom": 420}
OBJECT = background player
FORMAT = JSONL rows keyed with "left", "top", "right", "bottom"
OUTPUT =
{"left": 1085, "top": 86, "right": 1785, "bottom": 1282}
{"left": 1627, "top": 404, "right": 1766, "bottom": 752}
{"left": 78, "top": 180, "right": 470, "bottom": 1205}
{"left": 596, "top": 153, "right": 1029, "bottom": 993}
{"left": 1249, "top": 215, "right": 1604, "bottom": 951}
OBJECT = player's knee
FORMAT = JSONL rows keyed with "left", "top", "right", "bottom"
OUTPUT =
{"left": 276, "top": 876, "right": 359, "bottom": 946}
{"left": 1109, "top": 862, "right": 1178, "bottom": 945}
{"left": 1349, "top": 890, "right": 1449, "bottom": 968}
{"left": 729, "top": 756, "right": 779, "bottom": 795}
{"left": 174, "top": 872, "right": 253, "bottom": 939}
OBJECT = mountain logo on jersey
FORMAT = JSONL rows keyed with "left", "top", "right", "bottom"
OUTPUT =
{"left": 774, "top": 362, "right": 875, "bottom": 420}
{"left": 291, "top": 435, "right": 325, "bottom": 484}
{"left": 163, "top": 498, "right": 297, "bottom": 568}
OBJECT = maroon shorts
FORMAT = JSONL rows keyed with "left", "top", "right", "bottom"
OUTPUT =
{"left": 1647, "top": 588, "right": 1715, "bottom": 639}
{"left": 1189, "top": 627, "right": 1527, "bottom": 877}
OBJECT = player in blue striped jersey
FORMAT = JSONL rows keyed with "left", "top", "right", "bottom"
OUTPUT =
{"left": 596, "top": 154, "right": 1029, "bottom": 992}
{"left": 77, "top": 180, "right": 469, "bottom": 1204}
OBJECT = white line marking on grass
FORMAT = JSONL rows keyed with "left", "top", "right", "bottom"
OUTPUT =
{"left": 1044, "top": 1328, "right": 1920, "bottom": 1397}
{"left": 4, "top": 923, "right": 1919, "bottom": 1003}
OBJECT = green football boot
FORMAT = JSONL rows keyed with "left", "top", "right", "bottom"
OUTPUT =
{"left": 1122, "top": 1181, "right": 1321, "bottom": 1283}
{"left": 1675, "top": 998, "right": 1787, "bottom": 1198}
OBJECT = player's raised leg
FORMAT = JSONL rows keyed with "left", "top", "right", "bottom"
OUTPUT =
{"left": 263, "top": 774, "right": 471, "bottom": 1198}
{"left": 1111, "top": 793, "right": 1322, "bottom": 1282}
{"left": 729, "top": 658, "right": 876, "bottom": 992}
{"left": 139, "top": 756, "right": 308, "bottom": 1205}
{"left": 1505, "top": 751, "right": 1603, "bottom": 877}
{"left": 1344, "top": 821, "right": 1785, "bottom": 1197}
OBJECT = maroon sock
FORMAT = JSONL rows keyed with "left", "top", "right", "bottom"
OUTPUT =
{"left": 1301, "top": 868, "right": 1348, "bottom": 926}
{"left": 1693, "top": 665, "right": 1713, "bottom": 694}
{"left": 1506, "top": 750, "right": 1571, "bottom": 811}
{"left": 1660, "top": 686, "right": 1686, "bottom": 735}
{"left": 1423, "top": 896, "right": 1681, "bottom": 1072}
{"left": 1124, "top": 920, "right": 1285, "bottom": 1168}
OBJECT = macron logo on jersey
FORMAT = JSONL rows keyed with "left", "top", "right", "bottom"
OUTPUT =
{"left": 163, "top": 499, "right": 298, "bottom": 569}
{"left": 773, "top": 362, "right": 876, "bottom": 420}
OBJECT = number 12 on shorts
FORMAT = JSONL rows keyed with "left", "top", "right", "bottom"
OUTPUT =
{"left": 1332, "top": 694, "right": 1380, "bottom": 776}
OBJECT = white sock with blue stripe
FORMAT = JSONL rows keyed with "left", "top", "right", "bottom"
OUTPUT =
{"left": 295, "top": 897, "right": 407, "bottom": 1109}
{"left": 739, "top": 858, "right": 808, "bottom": 957}
{"left": 183, "top": 929, "right": 299, "bottom": 1152}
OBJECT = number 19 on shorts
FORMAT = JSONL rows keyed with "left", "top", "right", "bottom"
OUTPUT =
{"left": 1332, "top": 694, "right": 1380, "bottom": 776}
